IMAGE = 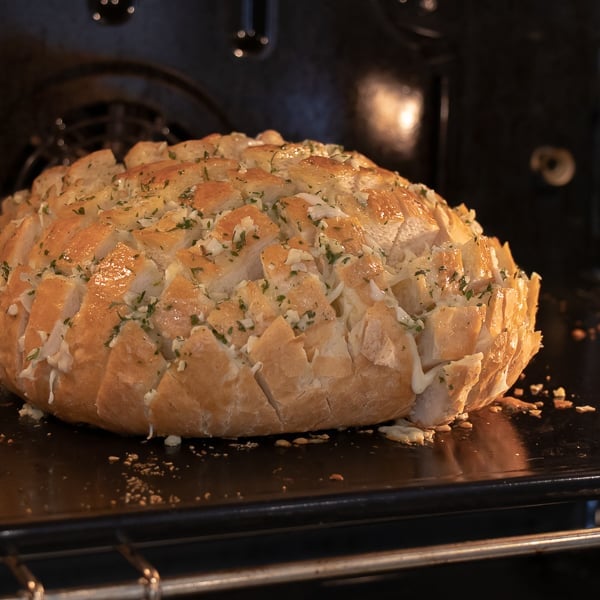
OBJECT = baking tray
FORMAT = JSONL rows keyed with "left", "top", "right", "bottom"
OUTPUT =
{"left": 0, "top": 284, "right": 599, "bottom": 557}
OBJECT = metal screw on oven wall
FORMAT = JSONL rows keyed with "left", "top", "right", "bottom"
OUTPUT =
{"left": 530, "top": 145, "right": 576, "bottom": 187}
{"left": 420, "top": 0, "right": 438, "bottom": 12}
{"left": 231, "top": 0, "right": 275, "bottom": 58}
{"left": 89, "top": 0, "right": 136, "bottom": 25}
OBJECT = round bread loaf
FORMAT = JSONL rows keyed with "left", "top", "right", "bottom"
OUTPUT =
{"left": 0, "top": 130, "right": 542, "bottom": 438}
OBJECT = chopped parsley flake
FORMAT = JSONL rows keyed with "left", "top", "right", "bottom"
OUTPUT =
{"left": 324, "top": 244, "right": 343, "bottom": 264}
{"left": 175, "top": 217, "right": 196, "bottom": 230}
{"left": 1, "top": 261, "right": 10, "bottom": 282}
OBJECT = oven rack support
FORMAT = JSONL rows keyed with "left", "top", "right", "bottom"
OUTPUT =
{"left": 2, "top": 526, "right": 600, "bottom": 599}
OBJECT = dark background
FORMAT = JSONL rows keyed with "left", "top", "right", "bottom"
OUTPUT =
{"left": 0, "top": 0, "right": 598, "bottom": 289}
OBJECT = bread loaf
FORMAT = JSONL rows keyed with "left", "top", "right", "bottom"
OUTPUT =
{"left": 0, "top": 130, "right": 542, "bottom": 438}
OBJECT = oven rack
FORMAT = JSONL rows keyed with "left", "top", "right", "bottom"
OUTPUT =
{"left": 2, "top": 523, "right": 600, "bottom": 600}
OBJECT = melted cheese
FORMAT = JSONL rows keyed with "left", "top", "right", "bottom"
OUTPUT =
{"left": 307, "top": 204, "right": 348, "bottom": 220}
{"left": 405, "top": 333, "right": 437, "bottom": 394}
{"left": 326, "top": 281, "right": 344, "bottom": 304}
{"left": 48, "top": 368, "right": 58, "bottom": 404}
{"left": 369, "top": 279, "right": 386, "bottom": 302}
{"left": 379, "top": 418, "right": 435, "bottom": 445}
{"left": 47, "top": 339, "right": 73, "bottom": 373}
{"left": 143, "top": 388, "right": 157, "bottom": 406}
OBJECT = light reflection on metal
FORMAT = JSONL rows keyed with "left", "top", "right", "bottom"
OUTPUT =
{"left": 420, "top": 0, "right": 438, "bottom": 12}
{"left": 231, "top": 0, "right": 274, "bottom": 58}
{"left": 357, "top": 72, "right": 423, "bottom": 157}
{"left": 90, "top": 0, "right": 136, "bottom": 25}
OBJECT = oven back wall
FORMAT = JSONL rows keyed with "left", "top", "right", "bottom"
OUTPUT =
{"left": 0, "top": 0, "right": 598, "bottom": 289}
{"left": 450, "top": 1, "right": 600, "bottom": 288}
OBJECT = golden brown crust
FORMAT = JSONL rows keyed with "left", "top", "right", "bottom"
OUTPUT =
{"left": 0, "top": 131, "right": 542, "bottom": 438}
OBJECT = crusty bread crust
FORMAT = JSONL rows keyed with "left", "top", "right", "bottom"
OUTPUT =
{"left": 0, "top": 131, "right": 542, "bottom": 438}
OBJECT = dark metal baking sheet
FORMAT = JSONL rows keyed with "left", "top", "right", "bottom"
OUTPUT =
{"left": 1, "top": 285, "right": 599, "bottom": 549}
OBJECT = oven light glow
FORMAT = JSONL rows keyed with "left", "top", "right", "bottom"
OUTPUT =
{"left": 357, "top": 73, "right": 423, "bottom": 156}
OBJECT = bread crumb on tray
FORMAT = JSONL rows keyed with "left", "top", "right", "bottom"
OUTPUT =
{"left": 18, "top": 402, "right": 45, "bottom": 421}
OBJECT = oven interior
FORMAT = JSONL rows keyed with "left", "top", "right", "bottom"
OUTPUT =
{"left": 0, "top": 1, "right": 599, "bottom": 598}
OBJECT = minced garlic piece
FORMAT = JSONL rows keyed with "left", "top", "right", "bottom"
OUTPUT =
{"left": 164, "top": 435, "right": 182, "bottom": 447}
{"left": 18, "top": 402, "right": 45, "bottom": 421}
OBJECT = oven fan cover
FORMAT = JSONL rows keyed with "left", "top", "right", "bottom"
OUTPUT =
{"left": 15, "top": 100, "right": 189, "bottom": 190}
{"left": 3, "top": 61, "right": 232, "bottom": 195}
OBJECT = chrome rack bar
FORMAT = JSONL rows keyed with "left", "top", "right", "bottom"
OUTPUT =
{"left": 117, "top": 544, "right": 161, "bottom": 600}
{"left": 3, "top": 555, "right": 44, "bottom": 600}
{"left": 2, "top": 527, "right": 600, "bottom": 599}
{"left": 160, "top": 526, "right": 600, "bottom": 597}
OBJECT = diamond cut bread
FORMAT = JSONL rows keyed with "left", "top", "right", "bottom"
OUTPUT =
{"left": 0, "top": 130, "right": 542, "bottom": 438}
